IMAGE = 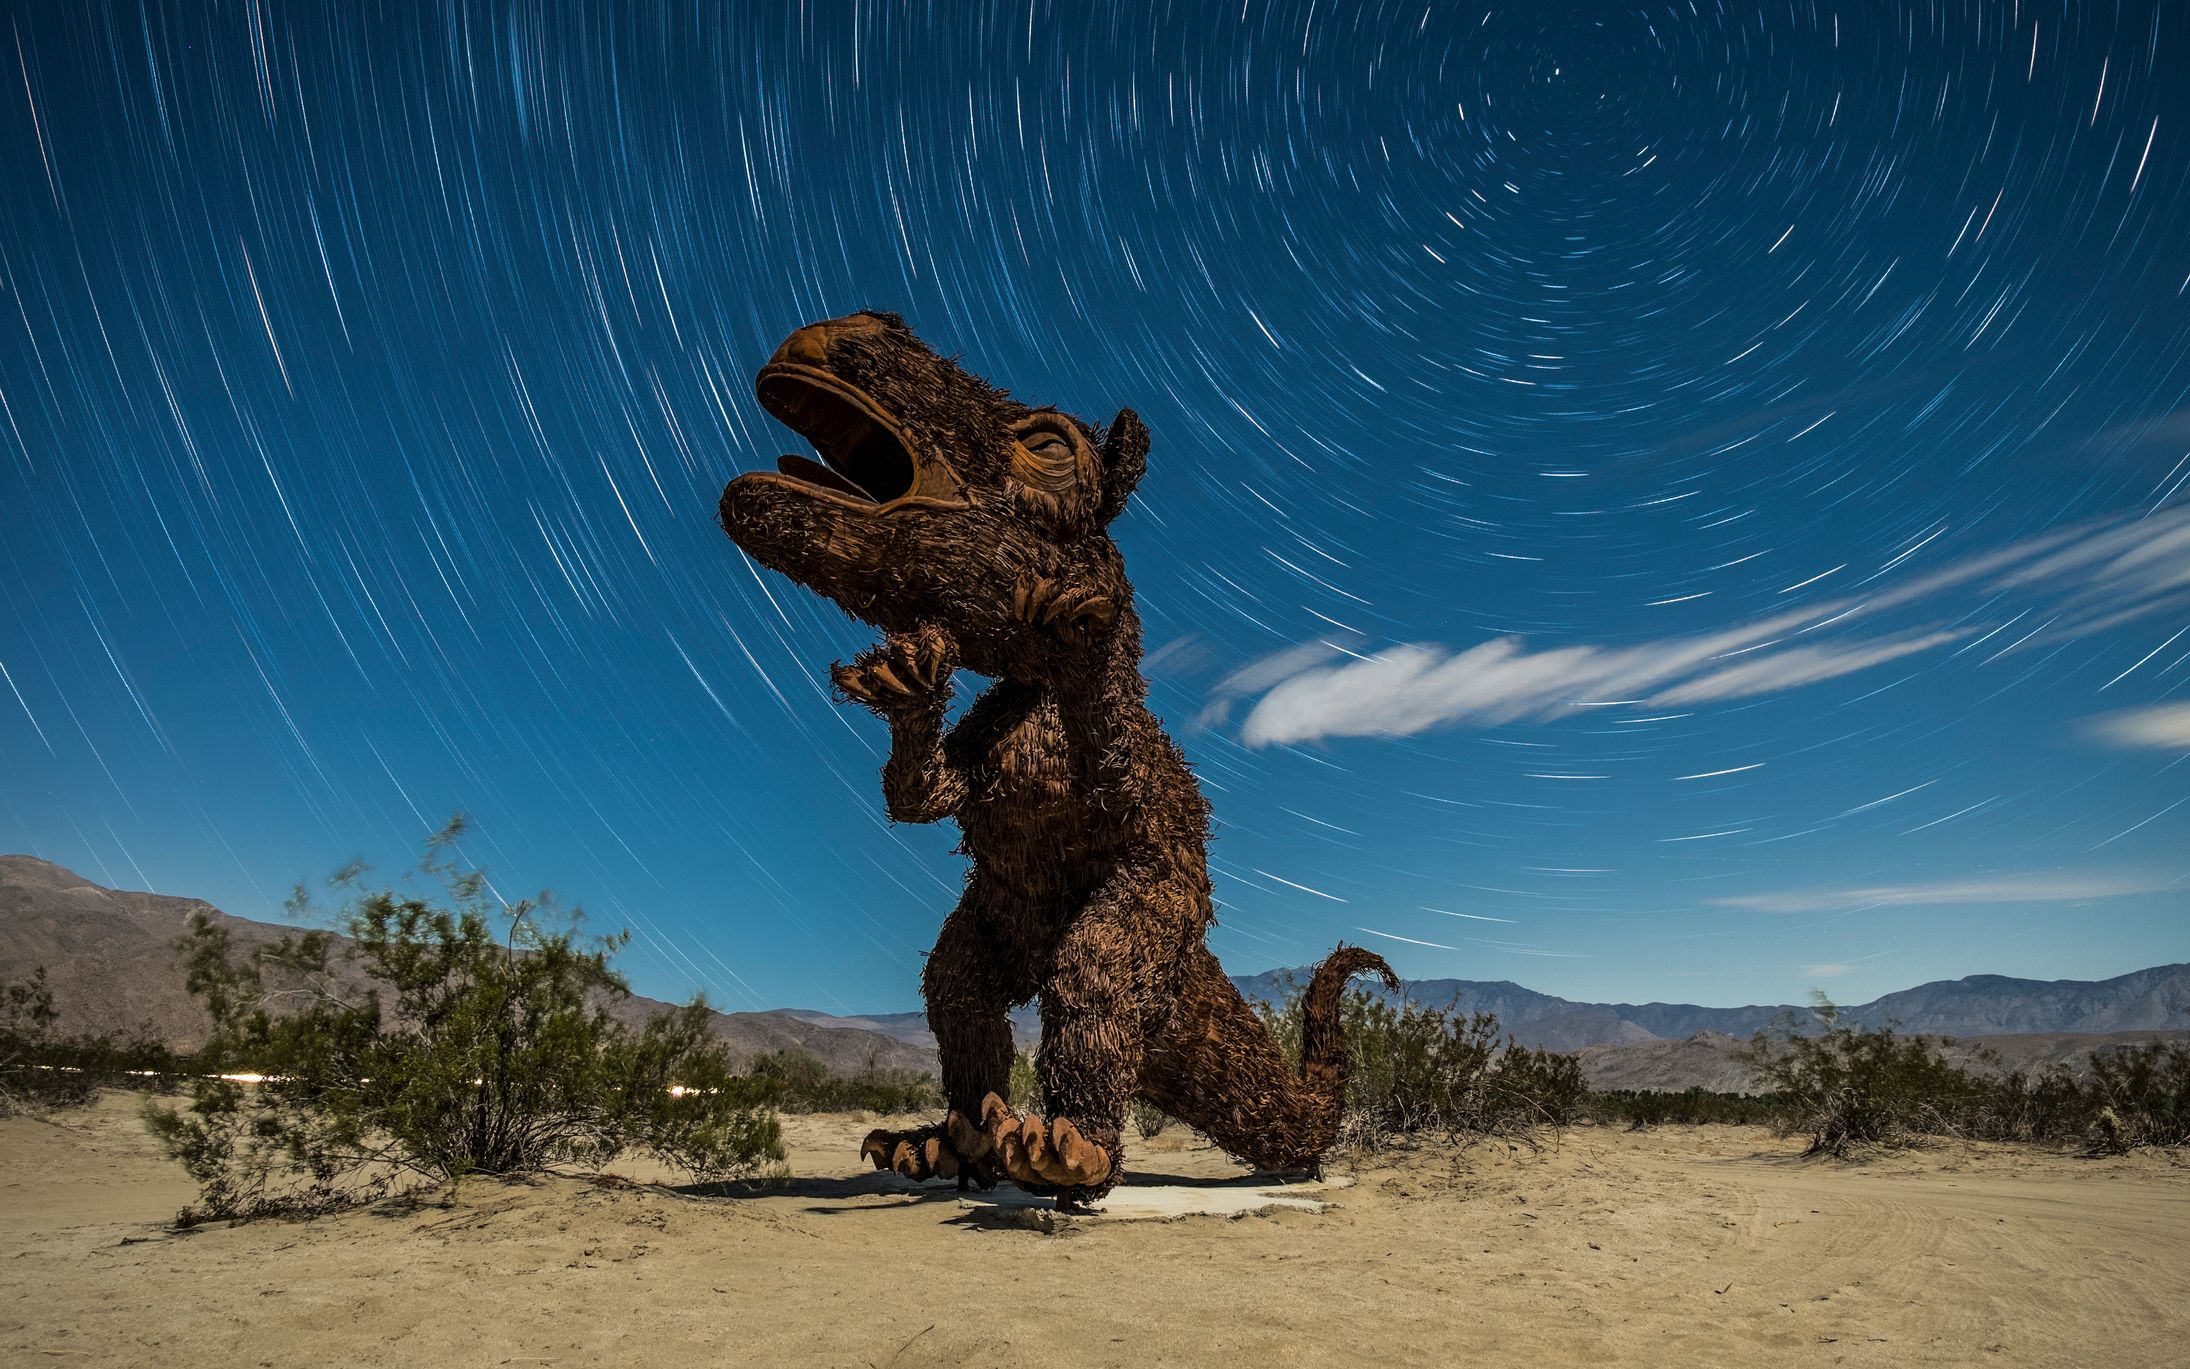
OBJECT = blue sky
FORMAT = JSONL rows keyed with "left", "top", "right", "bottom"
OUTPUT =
{"left": 1, "top": 1, "right": 2185, "bottom": 1014}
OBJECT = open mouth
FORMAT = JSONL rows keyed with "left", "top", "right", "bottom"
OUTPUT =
{"left": 756, "top": 365, "right": 921, "bottom": 505}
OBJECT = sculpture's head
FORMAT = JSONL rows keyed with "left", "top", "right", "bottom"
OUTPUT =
{"left": 717, "top": 310, "right": 1147, "bottom": 678}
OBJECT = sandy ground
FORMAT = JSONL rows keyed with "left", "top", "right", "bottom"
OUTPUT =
{"left": 3, "top": 1093, "right": 2186, "bottom": 1367}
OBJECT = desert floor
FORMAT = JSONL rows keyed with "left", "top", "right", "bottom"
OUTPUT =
{"left": 3, "top": 1093, "right": 2186, "bottom": 1367}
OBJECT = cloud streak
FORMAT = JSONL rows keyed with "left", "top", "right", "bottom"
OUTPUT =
{"left": 1711, "top": 871, "right": 2169, "bottom": 914}
{"left": 2083, "top": 701, "right": 2190, "bottom": 751}
{"left": 1218, "top": 507, "right": 2190, "bottom": 747}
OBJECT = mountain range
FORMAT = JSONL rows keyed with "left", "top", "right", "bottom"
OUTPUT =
{"left": 0, "top": 855, "right": 932, "bottom": 1077}
{"left": 6, "top": 854, "right": 2184, "bottom": 1092}
{"left": 1229, "top": 962, "right": 2190, "bottom": 1050}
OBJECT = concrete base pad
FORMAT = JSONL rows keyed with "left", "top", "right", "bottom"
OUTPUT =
{"left": 943, "top": 1173, "right": 1349, "bottom": 1226}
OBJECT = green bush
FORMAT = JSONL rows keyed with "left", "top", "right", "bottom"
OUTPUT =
{"left": 142, "top": 820, "right": 784, "bottom": 1223}
{"left": 1, "top": 968, "right": 90, "bottom": 1112}
{"left": 1255, "top": 984, "right": 1573, "bottom": 1152}
{"left": 1008, "top": 1047, "right": 1042, "bottom": 1112}
{"left": 2084, "top": 1040, "right": 2190, "bottom": 1151}
{"left": 2, "top": 967, "right": 176, "bottom": 1113}
{"left": 1586, "top": 1087, "right": 1792, "bottom": 1130}
{"left": 1736, "top": 999, "right": 2190, "bottom": 1156}
{"left": 1131, "top": 1099, "right": 1173, "bottom": 1139}
{"left": 1740, "top": 997, "right": 1984, "bottom": 1156}
{"left": 747, "top": 1047, "right": 944, "bottom": 1114}
{"left": 1965, "top": 1060, "right": 2091, "bottom": 1144}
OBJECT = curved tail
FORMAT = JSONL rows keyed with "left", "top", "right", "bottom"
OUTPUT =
{"left": 1142, "top": 941, "right": 1399, "bottom": 1173}
{"left": 1298, "top": 943, "right": 1400, "bottom": 1100}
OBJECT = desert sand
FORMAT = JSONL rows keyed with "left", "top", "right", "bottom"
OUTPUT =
{"left": 3, "top": 1093, "right": 2185, "bottom": 1367}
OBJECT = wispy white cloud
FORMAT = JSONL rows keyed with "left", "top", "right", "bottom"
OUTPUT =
{"left": 2083, "top": 701, "right": 2190, "bottom": 751}
{"left": 1711, "top": 870, "right": 2168, "bottom": 914}
{"left": 1220, "top": 506, "right": 2190, "bottom": 747}
{"left": 1799, "top": 962, "right": 1853, "bottom": 978}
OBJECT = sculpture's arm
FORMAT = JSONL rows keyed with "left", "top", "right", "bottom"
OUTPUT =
{"left": 832, "top": 627, "right": 967, "bottom": 824}
{"left": 1010, "top": 573, "right": 1142, "bottom": 805}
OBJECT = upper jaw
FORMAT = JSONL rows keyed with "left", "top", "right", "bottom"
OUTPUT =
{"left": 754, "top": 362, "right": 969, "bottom": 512}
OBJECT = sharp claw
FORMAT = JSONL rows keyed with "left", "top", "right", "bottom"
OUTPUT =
{"left": 996, "top": 1118, "right": 1032, "bottom": 1183}
{"left": 923, "top": 1137, "right": 959, "bottom": 1180}
{"left": 1054, "top": 1119, "right": 1106, "bottom": 1184}
{"left": 865, "top": 662, "right": 910, "bottom": 695}
{"left": 834, "top": 668, "right": 875, "bottom": 702}
{"left": 1029, "top": 1121, "right": 1079, "bottom": 1186}
{"left": 947, "top": 1109, "right": 991, "bottom": 1162}
{"left": 887, "top": 1139, "right": 916, "bottom": 1176}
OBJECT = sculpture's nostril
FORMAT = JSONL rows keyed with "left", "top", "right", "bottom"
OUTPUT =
{"left": 773, "top": 325, "right": 830, "bottom": 368}
{"left": 772, "top": 313, "right": 890, "bottom": 370}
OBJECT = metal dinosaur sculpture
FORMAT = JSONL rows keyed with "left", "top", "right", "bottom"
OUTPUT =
{"left": 717, "top": 310, "right": 1396, "bottom": 1205}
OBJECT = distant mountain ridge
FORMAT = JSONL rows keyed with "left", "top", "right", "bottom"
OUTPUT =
{"left": 795, "top": 961, "right": 2190, "bottom": 1061}
{"left": 0, "top": 855, "right": 932, "bottom": 1077}
{"left": 1229, "top": 962, "right": 2190, "bottom": 1052}
{"left": 11, "top": 853, "right": 2185, "bottom": 1093}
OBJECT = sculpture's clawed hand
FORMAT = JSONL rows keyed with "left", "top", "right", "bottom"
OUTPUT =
{"left": 949, "top": 1092, "right": 1113, "bottom": 1189}
{"left": 1012, "top": 575, "right": 1117, "bottom": 653}
{"left": 832, "top": 626, "right": 955, "bottom": 713}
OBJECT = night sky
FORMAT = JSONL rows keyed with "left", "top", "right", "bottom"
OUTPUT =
{"left": 3, "top": 1, "right": 2186, "bottom": 1016}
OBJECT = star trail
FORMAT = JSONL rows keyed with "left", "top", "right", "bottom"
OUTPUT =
{"left": 1, "top": 1, "right": 2185, "bottom": 1013}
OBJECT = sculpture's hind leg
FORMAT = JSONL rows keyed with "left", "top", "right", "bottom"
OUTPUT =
{"left": 861, "top": 885, "right": 1035, "bottom": 1184}
{"left": 969, "top": 863, "right": 1205, "bottom": 1205}
{"left": 1138, "top": 943, "right": 1337, "bottom": 1173}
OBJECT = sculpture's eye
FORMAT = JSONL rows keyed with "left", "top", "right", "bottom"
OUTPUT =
{"left": 1009, "top": 417, "right": 1092, "bottom": 503}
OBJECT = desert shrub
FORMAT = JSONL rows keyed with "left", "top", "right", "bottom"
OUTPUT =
{"left": 1962, "top": 1060, "right": 2092, "bottom": 1144}
{"left": 1587, "top": 1087, "right": 1793, "bottom": 1130}
{"left": 747, "top": 1047, "right": 944, "bottom": 1114}
{"left": 1494, "top": 1043, "right": 1590, "bottom": 1128}
{"left": 1008, "top": 1047, "right": 1043, "bottom": 1111}
{"left": 1, "top": 968, "right": 91, "bottom": 1112}
{"left": 1, "top": 968, "right": 176, "bottom": 1113}
{"left": 143, "top": 820, "right": 784, "bottom": 1223}
{"left": 1256, "top": 985, "right": 1570, "bottom": 1152}
{"left": 2083, "top": 1040, "right": 2190, "bottom": 1151}
{"left": 1131, "top": 1099, "right": 1173, "bottom": 1139}
{"left": 1741, "top": 997, "right": 1989, "bottom": 1156}
{"left": 1741, "top": 998, "right": 2190, "bottom": 1156}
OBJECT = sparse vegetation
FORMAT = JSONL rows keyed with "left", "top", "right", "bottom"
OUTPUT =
{"left": 747, "top": 1047, "right": 944, "bottom": 1114}
{"left": 0, "top": 968, "right": 87, "bottom": 1112}
{"left": 1008, "top": 1046, "right": 1043, "bottom": 1112}
{"left": 1741, "top": 996, "right": 2190, "bottom": 1156}
{"left": 1, "top": 966, "right": 174, "bottom": 1114}
{"left": 1586, "top": 1087, "right": 1791, "bottom": 1130}
{"left": 1256, "top": 983, "right": 1584, "bottom": 1153}
{"left": 1131, "top": 1099, "right": 1174, "bottom": 1139}
{"left": 2081, "top": 1040, "right": 2190, "bottom": 1151}
{"left": 142, "top": 820, "right": 785, "bottom": 1224}
{"left": 1739, "top": 997, "right": 1983, "bottom": 1156}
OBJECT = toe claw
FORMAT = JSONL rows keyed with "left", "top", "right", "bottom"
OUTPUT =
{"left": 922, "top": 1137, "right": 959, "bottom": 1180}
{"left": 890, "top": 1140, "right": 922, "bottom": 1179}
{"left": 1054, "top": 1119, "right": 1108, "bottom": 1184}
{"left": 947, "top": 1109, "right": 991, "bottom": 1162}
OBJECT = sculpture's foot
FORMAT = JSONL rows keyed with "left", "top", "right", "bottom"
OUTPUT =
{"left": 947, "top": 1093, "right": 1113, "bottom": 1190}
{"left": 859, "top": 1123, "right": 988, "bottom": 1185}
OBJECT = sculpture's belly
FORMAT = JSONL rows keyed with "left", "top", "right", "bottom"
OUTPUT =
{"left": 955, "top": 711, "right": 1088, "bottom": 889}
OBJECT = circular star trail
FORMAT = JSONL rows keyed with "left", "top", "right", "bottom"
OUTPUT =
{"left": 2, "top": 1, "right": 2185, "bottom": 1011}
